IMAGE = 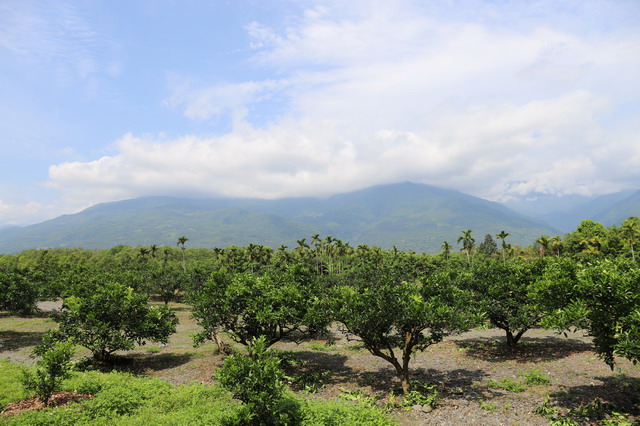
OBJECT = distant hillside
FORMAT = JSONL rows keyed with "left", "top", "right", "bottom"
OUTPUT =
{"left": 594, "top": 190, "right": 640, "bottom": 225}
{"left": 0, "top": 182, "right": 558, "bottom": 254}
{"left": 539, "top": 190, "right": 639, "bottom": 232}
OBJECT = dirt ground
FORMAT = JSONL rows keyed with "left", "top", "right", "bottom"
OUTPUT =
{"left": 2, "top": 301, "right": 639, "bottom": 425}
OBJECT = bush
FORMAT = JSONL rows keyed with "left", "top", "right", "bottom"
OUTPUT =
{"left": 20, "top": 341, "right": 75, "bottom": 406}
{"left": 215, "top": 336, "right": 298, "bottom": 424}
{"left": 190, "top": 266, "right": 328, "bottom": 351}
{"left": 400, "top": 381, "right": 439, "bottom": 409}
{"left": 2, "top": 364, "right": 394, "bottom": 425}
{"left": 0, "top": 267, "right": 40, "bottom": 315}
{"left": 50, "top": 281, "right": 177, "bottom": 361}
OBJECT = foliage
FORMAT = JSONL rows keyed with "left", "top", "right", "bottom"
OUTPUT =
{"left": 337, "top": 389, "right": 377, "bottom": 409}
{"left": 50, "top": 281, "right": 177, "bottom": 361}
{"left": 0, "top": 266, "right": 40, "bottom": 315}
{"left": 190, "top": 265, "right": 328, "bottom": 349}
{"left": 572, "top": 258, "right": 640, "bottom": 366}
{"left": 3, "top": 366, "right": 395, "bottom": 426}
{"left": 563, "top": 219, "right": 610, "bottom": 259}
{"left": 468, "top": 257, "right": 576, "bottom": 346}
{"left": 20, "top": 340, "right": 75, "bottom": 406}
{"left": 332, "top": 261, "right": 480, "bottom": 393}
{"left": 215, "top": 335, "right": 296, "bottom": 424}
{"left": 477, "top": 234, "right": 497, "bottom": 257}
{"left": 518, "top": 368, "right": 551, "bottom": 385}
{"left": 399, "top": 381, "right": 439, "bottom": 409}
{"left": 478, "top": 399, "right": 498, "bottom": 412}
{"left": 486, "top": 377, "right": 526, "bottom": 392}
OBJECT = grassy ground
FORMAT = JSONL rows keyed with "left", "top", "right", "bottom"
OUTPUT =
{"left": 2, "top": 301, "right": 639, "bottom": 424}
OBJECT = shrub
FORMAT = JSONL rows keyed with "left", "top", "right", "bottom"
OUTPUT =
{"left": 400, "top": 381, "right": 439, "bottom": 409}
{"left": 50, "top": 281, "right": 177, "bottom": 361}
{"left": 20, "top": 341, "right": 75, "bottom": 406}
{"left": 215, "top": 336, "right": 298, "bottom": 424}
{"left": 0, "top": 267, "right": 40, "bottom": 315}
{"left": 190, "top": 266, "right": 328, "bottom": 352}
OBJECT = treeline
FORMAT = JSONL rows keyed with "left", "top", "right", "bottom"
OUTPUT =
{"left": 1, "top": 218, "right": 639, "bottom": 395}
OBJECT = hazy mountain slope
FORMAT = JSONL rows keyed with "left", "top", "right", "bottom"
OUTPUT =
{"left": 593, "top": 190, "right": 640, "bottom": 226}
{"left": 540, "top": 190, "right": 639, "bottom": 231}
{"left": 0, "top": 182, "right": 558, "bottom": 254}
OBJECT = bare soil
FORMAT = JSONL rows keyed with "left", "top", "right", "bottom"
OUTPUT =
{"left": 2, "top": 301, "right": 639, "bottom": 424}
{"left": 1, "top": 392, "right": 93, "bottom": 416}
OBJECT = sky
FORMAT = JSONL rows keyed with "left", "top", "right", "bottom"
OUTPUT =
{"left": 1, "top": 0, "right": 639, "bottom": 226}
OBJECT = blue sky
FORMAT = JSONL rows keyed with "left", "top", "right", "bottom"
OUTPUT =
{"left": 1, "top": 0, "right": 639, "bottom": 225}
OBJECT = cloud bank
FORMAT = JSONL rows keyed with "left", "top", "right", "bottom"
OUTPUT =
{"left": 42, "top": 1, "right": 640, "bottom": 213}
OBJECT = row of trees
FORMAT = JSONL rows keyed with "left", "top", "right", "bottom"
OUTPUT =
{"left": 1, "top": 218, "right": 639, "bottom": 395}
{"left": 2, "top": 217, "right": 638, "bottom": 310}
{"left": 446, "top": 217, "right": 640, "bottom": 262}
{"left": 3, "top": 249, "right": 636, "bottom": 395}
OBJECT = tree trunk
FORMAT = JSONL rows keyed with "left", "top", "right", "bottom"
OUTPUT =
{"left": 505, "top": 329, "right": 527, "bottom": 347}
{"left": 213, "top": 332, "right": 232, "bottom": 355}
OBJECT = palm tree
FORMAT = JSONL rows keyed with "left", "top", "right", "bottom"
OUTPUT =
{"left": 536, "top": 235, "right": 550, "bottom": 258}
{"left": 620, "top": 217, "right": 640, "bottom": 261}
{"left": 496, "top": 231, "right": 510, "bottom": 263}
{"left": 296, "top": 238, "right": 309, "bottom": 250}
{"left": 138, "top": 247, "right": 150, "bottom": 262}
{"left": 441, "top": 241, "right": 451, "bottom": 261}
{"left": 549, "top": 236, "right": 563, "bottom": 258}
{"left": 457, "top": 230, "right": 475, "bottom": 266}
{"left": 176, "top": 236, "right": 189, "bottom": 270}
{"left": 580, "top": 236, "right": 604, "bottom": 255}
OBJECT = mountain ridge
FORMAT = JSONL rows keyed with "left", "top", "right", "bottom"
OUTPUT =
{"left": 0, "top": 182, "right": 577, "bottom": 254}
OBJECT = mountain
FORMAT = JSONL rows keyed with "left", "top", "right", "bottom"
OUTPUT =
{"left": 0, "top": 182, "right": 558, "bottom": 254}
{"left": 537, "top": 190, "right": 639, "bottom": 232}
{"left": 593, "top": 190, "right": 640, "bottom": 226}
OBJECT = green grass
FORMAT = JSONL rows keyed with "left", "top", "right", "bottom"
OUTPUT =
{"left": 0, "top": 360, "right": 29, "bottom": 411}
{"left": 478, "top": 399, "right": 498, "bottom": 412}
{"left": 306, "top": 342, "right": 337, "bottom": 352}
{"left": 518, "top": 368, "right": 551, "bottom": 386}
{"left": 486, "top": 377, "right": 527, "bottom": 392}
{"left": 0, "top": 363, "right": 395, "bottom": 425}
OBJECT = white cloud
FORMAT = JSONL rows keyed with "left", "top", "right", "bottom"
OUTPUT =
{"left": 0, "top": 0, "right": 117, "bottom": 79}
{"left": 165, "top": 76, "right": 289, "bottom": 121}
{"left": 0, "top": 200, "right": 57, "bottom": 226}
{"left": 45, "top": 0, "right": 640, "bottom": 212}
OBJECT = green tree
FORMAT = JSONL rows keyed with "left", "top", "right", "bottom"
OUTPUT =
{"left": 0, "top": 265, "right": 40, "bottom": 315}
{"left": 21, "top": 340, "right": 75, "bottom": 406}
{"left": 535, "top": 235, "right": 550, "bottom": 258}
{"left": 190, "top": 265, "right": 327, "bottom": 351}
{"left": 469, "top": 257, "right": 576, "bottom": 347}
{"left": 215, "top": 336, "right": 293, "bottom": 424}
{"left": 564, "top": 220, "right": 608, "bottom": 258}
{"left": 549, "top": 236, "right": 563, "bottom": 258}
{"left": 176, "top": 236, "right": 189, "bottom": 270}
{"left": 478, "top": 234, "right": 498, "bottom": 257}
{"left": 570, "top": 258, "right": 640, "bottom": 367}
{"left": 457, "top": 230, "right": 475, "bottom": 266}
{"left": 620, "top": 217, "right": 640, "bottom": 262}
{"left": 150, "top": 262, "right": 189, "bottom": 305}
{"left": 332, "top": 263, "right": 479, "bottom": 393}
{"left": 440, "top": 241, "right": 451, "bottom": 261}
{"left": 496, "top": 231, "right": 510, "bottom": 263}
{"left": 50, "top": 281, "right": 177, "bottom": 361}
